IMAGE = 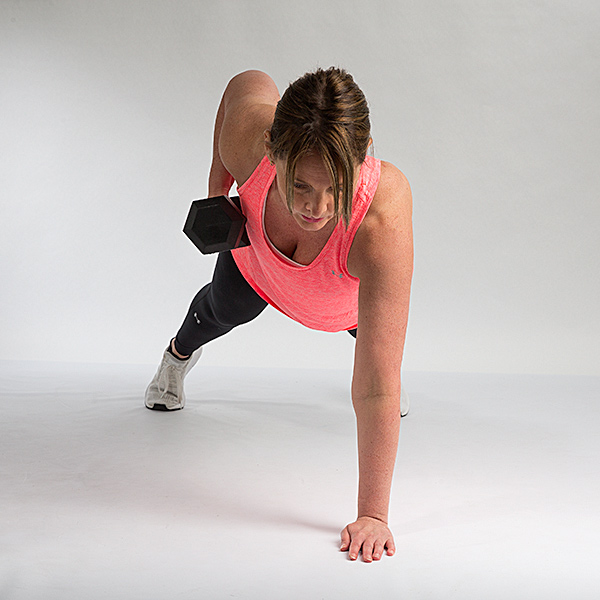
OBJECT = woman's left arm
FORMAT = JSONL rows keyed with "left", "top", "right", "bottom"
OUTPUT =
{"left": 341, "top": 162, "right": 413, "bottom": 561}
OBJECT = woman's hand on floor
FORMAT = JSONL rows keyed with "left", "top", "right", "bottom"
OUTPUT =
{"left": 340, "top": 516, "right": 396, "bottom": 562}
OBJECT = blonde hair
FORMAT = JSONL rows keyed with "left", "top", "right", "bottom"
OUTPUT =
{"left": 268, "top": 67, "right": 371, "bottom": 228}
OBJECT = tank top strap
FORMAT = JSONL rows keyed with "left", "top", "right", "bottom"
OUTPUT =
{"left": 339, "top": 156, "right": 381, "bottom": 277}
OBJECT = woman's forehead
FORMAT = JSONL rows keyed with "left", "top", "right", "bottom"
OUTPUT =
{"left": 292, "top": 153, "right": 360, "bottom": 183}
{"left": 295, "top": 153, "right": 328, "bottom": 174}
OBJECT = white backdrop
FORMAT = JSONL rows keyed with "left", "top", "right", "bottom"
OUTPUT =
{"left": 1, "top": 0, "right": 599, "bottom": 375}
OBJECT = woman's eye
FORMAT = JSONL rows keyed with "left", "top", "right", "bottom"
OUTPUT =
{"left": 294, "top": 183, "right": 306, "bottom": 190}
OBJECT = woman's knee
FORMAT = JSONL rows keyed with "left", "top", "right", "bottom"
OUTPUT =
{"left": 209, "top": 251, "right": 268, "bottom": 327}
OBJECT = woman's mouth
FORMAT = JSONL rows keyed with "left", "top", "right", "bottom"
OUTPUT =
{"left": 301, "top": 214, "right": 324, "bottom": 223}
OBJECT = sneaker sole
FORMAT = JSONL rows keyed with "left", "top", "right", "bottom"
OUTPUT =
{"left": 145, "top": 403, "right": 183, "bottom": 411}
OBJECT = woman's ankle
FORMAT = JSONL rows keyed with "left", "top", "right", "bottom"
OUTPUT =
{"left": 169, "top": 338, "right": 190, "bottom": 360}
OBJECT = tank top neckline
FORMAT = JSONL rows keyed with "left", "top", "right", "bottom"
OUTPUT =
{"left": 258, "top": 160, "right": 367, "bottom": 270}
{"left": 261, "top": 186, "right": 343, "bottom": 269}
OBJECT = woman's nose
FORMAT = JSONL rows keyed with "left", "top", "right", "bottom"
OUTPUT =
{"left": 306, "top": 192, "right": 329, "bottom": 217}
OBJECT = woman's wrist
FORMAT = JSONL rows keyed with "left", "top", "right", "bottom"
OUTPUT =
{"left": 357, "top": 512, "right": 388, "bottom": 522}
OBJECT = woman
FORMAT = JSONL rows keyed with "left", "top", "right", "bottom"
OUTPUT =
{"left": 145, "top": 68, "right": 413, "bottom": 562}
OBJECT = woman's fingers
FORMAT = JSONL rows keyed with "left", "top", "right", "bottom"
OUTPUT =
{"left": 385, "top": 536, "right": 396, "bottom": 556}
{"left": 349, "top": 535, "right": 364, "bottom": 561}
{"left": 361, "top": 537, "right": 376, "bottom": 562}
{"left": 340, "top": 526, "right": 351, "bottom": 552}
{"left": 340, "top": 518, "right": 395, "bottom": 562}
{"left": 373, "top": 539, "right": 385, "bottom": 561}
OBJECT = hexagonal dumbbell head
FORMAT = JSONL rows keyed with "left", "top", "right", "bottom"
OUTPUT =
{"left": 183, "top": 195, "right": 250, "bottom": 254}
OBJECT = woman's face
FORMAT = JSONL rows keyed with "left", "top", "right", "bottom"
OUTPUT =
{"left": 272, "top": 152, "right": 355, "bottom": 233}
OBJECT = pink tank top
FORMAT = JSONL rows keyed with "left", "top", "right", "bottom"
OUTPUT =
{"left": 231, "top": 155, "right": 381, "bottom": 332}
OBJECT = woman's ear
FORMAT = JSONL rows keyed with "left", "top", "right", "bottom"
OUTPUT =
{"left": 264, "top": 130, "right": 274, "bottom": 164}
{"left": 365, "top": 137, "right": 374, "bottom": 157}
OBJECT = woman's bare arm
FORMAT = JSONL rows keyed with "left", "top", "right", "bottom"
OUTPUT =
{"left": 207, "top": 93, "right": 235, "bottom": 197}
{"left": 208, "top": 70, "right": 279, "bottom": 195}
{"left": 342, "top": 162, "right": 414, "bottom": 561}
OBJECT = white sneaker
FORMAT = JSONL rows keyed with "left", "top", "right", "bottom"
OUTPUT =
{"left": 400, "top": 386, "right": 410, "bottom": 417}
{"left": 144, "top": 345, "right": 202, "bottom": 411}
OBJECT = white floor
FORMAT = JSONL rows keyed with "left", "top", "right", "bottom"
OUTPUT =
{"left": 1, "top": 360, "right": 598, "bottom": 600}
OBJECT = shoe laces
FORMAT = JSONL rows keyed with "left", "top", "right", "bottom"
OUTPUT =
{"left": 157, "top": 364, "right": 182, "bottom": 400}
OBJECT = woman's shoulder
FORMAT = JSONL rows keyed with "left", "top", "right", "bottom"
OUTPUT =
{"left": 374, "top": 160, "right": 410, "bottom": 206}
{"left": 347, "top": 160, "right": 412, "bottom": 277}
{"left": 219, "top": 71, "right": 280, "bottom": 187}
{"left": 364, "top": 160, "right": 412, "bottom": 232}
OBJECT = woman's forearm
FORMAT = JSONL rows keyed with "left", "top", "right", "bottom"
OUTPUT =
{"left": 353, "top": 394, "right": 401, "bottom": 522}
{"left": 208, "top": 88, "right": 235, "bottom": 197}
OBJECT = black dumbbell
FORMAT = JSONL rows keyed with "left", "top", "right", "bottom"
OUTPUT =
{"left": 183, "top": 195, "right": 250, "bottom": 254}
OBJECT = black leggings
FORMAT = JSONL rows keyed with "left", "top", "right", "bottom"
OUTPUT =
{"left": 174, "top": 251, "right": 356, "bottom": 356}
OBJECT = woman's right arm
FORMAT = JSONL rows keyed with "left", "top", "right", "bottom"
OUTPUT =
{"left": 208, "top": 70, "right": 280, "bottom": 196}
{"left": 207, "top": 93, "right": 235, "bottom": 197}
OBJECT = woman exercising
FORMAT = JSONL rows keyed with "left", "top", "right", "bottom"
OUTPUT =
{"left": 145, "top": 68, "right": 413, "bottom": 562}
